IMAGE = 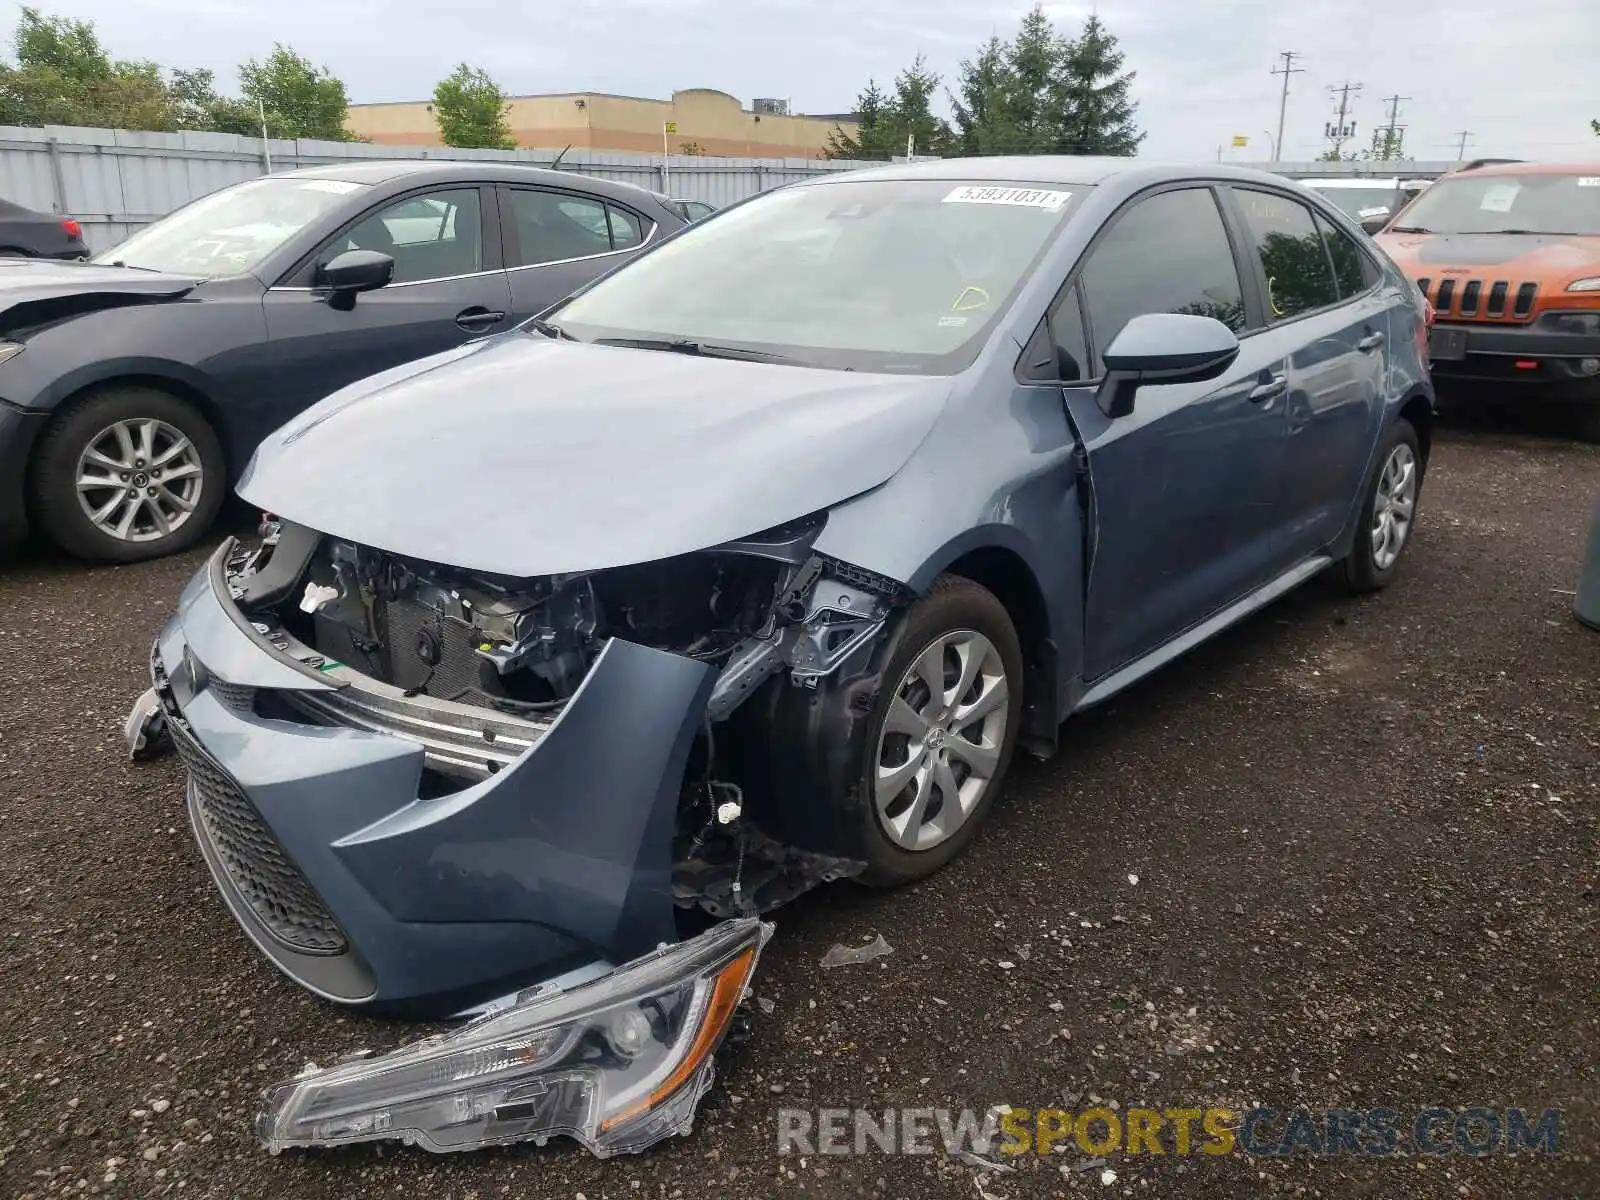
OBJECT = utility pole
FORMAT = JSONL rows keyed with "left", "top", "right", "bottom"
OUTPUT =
{"left": 1372, "top": 93, "right": 1409, "bottom": 161}
{"left": 1451, "top": 129, "right": 1475, "bottom": 161}
{"left": 1324, "top": 81, "right": 1364, "bottom": 159}
{"left": 1270, "top": 50, "right": 1304, "bottom": 163}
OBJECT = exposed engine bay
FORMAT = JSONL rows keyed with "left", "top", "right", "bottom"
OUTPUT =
{"left": 224, "top": 515, "right": 910, "bottom": 916}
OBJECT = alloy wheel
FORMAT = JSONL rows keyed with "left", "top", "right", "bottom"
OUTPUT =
{"left": 74, "top": 418, "right": 205, "bottom": 543}
{"left": 1370, "top": 441, "right": 1417, "bottom": 571}
{"left": 874, "top": 629, "right": 1010, "bottom": 852}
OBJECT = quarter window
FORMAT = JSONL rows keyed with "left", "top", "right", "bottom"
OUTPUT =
{"left": 1235, "top": 189, "right": 1340, "bottom": 320}
{"left": 331, "top": 188, "right": 483, "bottom": 285}
{"left": 1314, "top": 210, "right": 1378, "bottom": 298}
{"left": 1079, "top": 188, "right": 1246, "bottom": 369}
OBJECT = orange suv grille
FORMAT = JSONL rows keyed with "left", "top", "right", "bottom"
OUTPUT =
{"left": 1415, "top": 277, "right": 1539, "bottom": 322}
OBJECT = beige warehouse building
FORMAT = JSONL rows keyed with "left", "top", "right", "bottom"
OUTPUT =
{"left": 346, "top": 88, "right": 857, "bottom": 159}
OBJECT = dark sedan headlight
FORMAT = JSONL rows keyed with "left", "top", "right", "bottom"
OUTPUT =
{"left": 257, "top": 919, "right": 771, "bottom": 1157}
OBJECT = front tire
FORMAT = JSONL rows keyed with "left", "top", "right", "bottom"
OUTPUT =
{"left": 1338, "top": 417, "right": 1422, "bottom": 593}
{"left": 31, "top": 386, "right": 226, "bottom": 563}
{"left": 852, "top": 576, "right": 1025, "bottom": 887}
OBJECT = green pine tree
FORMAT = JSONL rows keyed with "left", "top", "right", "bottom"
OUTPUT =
{"left": 1051, "top": 13, "right": 1143, "bottom": 155}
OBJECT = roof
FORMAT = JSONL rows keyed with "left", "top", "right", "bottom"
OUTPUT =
{"left": 272, "top": 160, "right": 669, "bottom": 205}
{"left": 1451, "top": 160, "right": 1600, "bottom": 177}
{"left": 807, "top": 156, "right": 1312, "bottom": 189}
{"left": 1298, "top": 177, "right": 1407, "bottom": 188}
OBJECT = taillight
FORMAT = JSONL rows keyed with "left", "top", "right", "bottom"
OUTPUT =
{"left": 61, "top": 217, "right": 82, "bottom": 240}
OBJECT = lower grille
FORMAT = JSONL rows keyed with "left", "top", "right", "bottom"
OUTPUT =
{"left": 170, "top": 719, "right": 347, "bottom": 954}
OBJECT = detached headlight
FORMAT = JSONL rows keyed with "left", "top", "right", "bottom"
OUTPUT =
{"left": 256, "top": 918, "right": 771, "bottom": 1158}
{"left": 1568, "top": 278, "right": 1600, "bottom": 293}
{"left": 0, "top": 341, "right": 24, "bottom": 367}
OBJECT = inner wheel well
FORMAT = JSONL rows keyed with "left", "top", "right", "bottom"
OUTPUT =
{"left": 943, "top": 547, "right": 1056, "bottom": 750}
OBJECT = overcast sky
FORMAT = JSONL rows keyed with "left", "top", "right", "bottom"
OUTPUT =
{"left": 26, "top": 0, "right": 1600, "bottom": 162}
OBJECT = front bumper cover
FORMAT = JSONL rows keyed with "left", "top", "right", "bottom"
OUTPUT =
{"left": 143, "top": 542, "right": 720, "bottom": 1014}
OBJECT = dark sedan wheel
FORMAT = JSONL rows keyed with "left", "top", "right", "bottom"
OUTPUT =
{"left": 31, "top": 386, "right": 225, "bottom": 562}
{"left": 853, "top": 576, "right": 1024, "bottom": 887}
{"left": 1338, "top": 417, "right": 1422, "bottom": 592}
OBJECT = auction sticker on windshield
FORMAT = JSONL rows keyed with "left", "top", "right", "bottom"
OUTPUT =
{"left": 943, "top": 186, "right": 1071, "bottom": 210}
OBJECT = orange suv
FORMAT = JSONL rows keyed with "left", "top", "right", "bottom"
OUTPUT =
{"left": 1375, "top": 161, "right": 1600, "bottom": 438}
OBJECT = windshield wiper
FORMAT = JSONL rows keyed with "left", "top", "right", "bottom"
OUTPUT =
{"left": 99, "top": 259, "right": 163, "bottom": 272}
{"left": 594, "top": 337, "right": 807, "bottom": 366}
{"left": 1387, "top": 226, "right": 1432, "bottom": 234}
{"left": 1466, "top": 229, "right": 1567, "bottom": 236}
{"left": 526, "top": 317, "right": 578, "bottom": 341}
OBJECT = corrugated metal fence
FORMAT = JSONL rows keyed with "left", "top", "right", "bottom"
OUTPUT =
{"left": 0, "top": 124, "right": 1468, "bottom": 253}
{"left": 0, "top": 124, "right": 877, "bottom": 251}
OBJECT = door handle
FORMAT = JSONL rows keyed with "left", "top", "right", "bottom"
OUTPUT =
{"left": 1248, "top": 372, "right": 1287, "bottom": 404}
{"left": 1357, "top": 330, "right": 1386, "bottom": 353}
{"left": 455, "top": 307, "right": 507, "bottom": 331}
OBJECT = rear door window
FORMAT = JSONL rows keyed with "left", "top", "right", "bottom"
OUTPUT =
{"left": 507, "top": 189, "right": 615, "bottom": 265}
{"left": 1234, "top": 189, "right": 1341, "bottom": 320}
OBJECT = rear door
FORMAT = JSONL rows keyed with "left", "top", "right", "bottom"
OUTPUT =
{"left": 1224, "top": 186, "right": 1393, "bottom": 561}
{"left": 1055, "top": 184, "right": 1292, "bottom": 680}
{"left": 499, "top": 185, "right": 655, "bottom": 321}
{"left": 262, "top": 184, "right": 512, "bottom": 407}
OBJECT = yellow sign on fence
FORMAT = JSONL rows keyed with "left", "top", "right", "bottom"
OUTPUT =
{"left": 1231, "top": 135, "right": 1249, "bottom": 148}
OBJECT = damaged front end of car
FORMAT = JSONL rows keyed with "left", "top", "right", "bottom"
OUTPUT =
{"left": 128, "top": 509, "right": 913, "bottom": 1153}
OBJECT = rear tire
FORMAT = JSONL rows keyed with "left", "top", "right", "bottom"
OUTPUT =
{"left": 849, "top": 576, "right": 1025, "bottom": 887}
{"left": 31, "top": 386, "right": 226, "bottom": 563}
{"left": 1337, "top": 417, "right": 1422, "bottom": 593}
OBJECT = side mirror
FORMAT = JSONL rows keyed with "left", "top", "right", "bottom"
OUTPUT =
{"left": 318, "top": 249, "right": 394, "bottom": 310}
{"left": 1359, "top": 211, "right": 1391, "bottom": 234}
{"left": 1096, "top": 313, "right": 1240, "bottom": 419}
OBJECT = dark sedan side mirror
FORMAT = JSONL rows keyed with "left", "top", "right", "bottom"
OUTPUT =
{"left": 1096, "top": 313, "right": 1241, "bottom": 419}
{"left": 319, "top": 249, "right": 394, "bottom": 311}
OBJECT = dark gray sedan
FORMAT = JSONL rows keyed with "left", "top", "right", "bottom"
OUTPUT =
{"left": 0, "top": 162, "right": 684, "bottom": 561}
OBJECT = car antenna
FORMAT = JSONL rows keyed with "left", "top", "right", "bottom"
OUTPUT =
{"left": 549, "top": 144, "right": 572, "bottom": 171}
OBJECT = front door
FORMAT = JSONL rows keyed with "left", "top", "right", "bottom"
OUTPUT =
{"left": 262, "top": 185, "right": 513, "bottom": 415}
{"left": 1226, "top": 186, "right": 1394, "bottom": 560}
{"left": 1060, "top": 185, "right": 1290, "bottom": 680}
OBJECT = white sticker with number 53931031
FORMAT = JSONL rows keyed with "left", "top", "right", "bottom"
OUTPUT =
{"left": 943, "top": 186, "right": 1071, "bottom": 210}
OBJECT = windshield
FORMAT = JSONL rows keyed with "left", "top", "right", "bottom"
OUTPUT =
{"left": 1308, "top": 185, "right": 1405, "bottom": 221}
{"left": 94, "top": 176, "right": 368, "bottom": 276}
{"left": 1392, "top": 173, "right": 1600, "bottom": 235}
{"left": 550, "top": 178, "right": 1085, "bottom": 373}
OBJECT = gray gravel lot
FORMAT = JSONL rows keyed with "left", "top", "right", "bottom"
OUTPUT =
{"left": 2, "top": 424, "right": 1597, "bottom": 1199}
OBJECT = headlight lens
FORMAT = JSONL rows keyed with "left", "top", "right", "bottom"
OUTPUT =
{"left": 256, "top": 918, "right": 771, "bottom": 1157}
{"left": 1541, "top": 311, "right": 1600, "bottom": 336}
{"left": 1567, "top": 277, "right": 1600, "bottom": 293}
{"left": 0, "top": 341, "right": 23, "bottom": 367}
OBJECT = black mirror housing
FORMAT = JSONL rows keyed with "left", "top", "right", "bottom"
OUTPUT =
{"left": 319, "top": 249, "right": 394, "bottom": 309}
{"left": 1095, "top": 312, "right": 1241, "bottom": 419}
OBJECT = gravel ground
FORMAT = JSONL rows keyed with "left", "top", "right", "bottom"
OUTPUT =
{"left": 2, "top": 423, "right": 1597, "bottom": 1200}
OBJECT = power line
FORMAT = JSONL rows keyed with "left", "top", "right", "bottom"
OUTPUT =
{"left": 1269, "top": 50, "right": 1304, "bottom": 164}
{"left": 1372, "top": 93, "right": 1410, "bottom": 161}
{"left": 1324, "top": 81, "right": 1364, "bottom": 158}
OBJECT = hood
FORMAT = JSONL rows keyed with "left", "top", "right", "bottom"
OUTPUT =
{"left": 0, "top": 258, "right": 195, "bottom": 331}
{"left": 1376, "top": 231, "right": 1600, "bottom": 279}
{"left": 238, "top": 334, "right": 952, "bottom": 576}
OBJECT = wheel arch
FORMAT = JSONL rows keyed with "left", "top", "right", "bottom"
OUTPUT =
{"left": 912, "top": 530, "right": 1064, "bottom": 754}
{"left": 39, "top": 365, "right": 233, "bottom": 478}
{"left": 1398, "top": 388, "right": 1434, "bottom": 469}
